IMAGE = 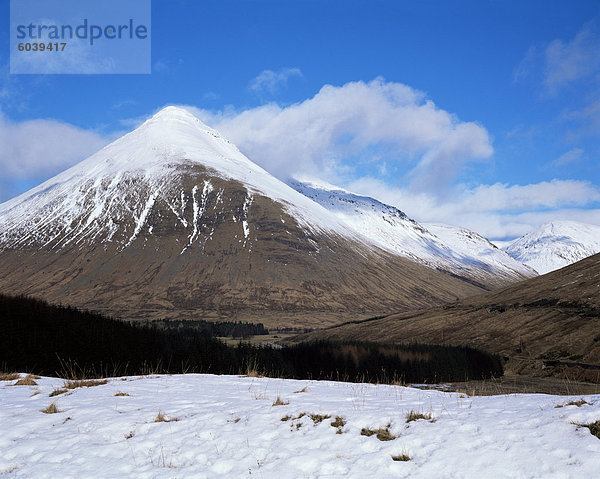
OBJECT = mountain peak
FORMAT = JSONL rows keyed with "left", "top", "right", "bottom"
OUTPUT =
{"left": 142, "top": 105, "right": 215, "bottom": 133}
{"left": 504, "top": 220, "right": 600, "bottom": 274}
{"left": 149, "top": 105, "right": 200, "bottom": 122}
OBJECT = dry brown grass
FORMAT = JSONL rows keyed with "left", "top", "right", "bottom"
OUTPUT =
{"left": 573, "top": 420, "right": 600, "bottom": 440}
{"left": 391, "top": 450, "right": 411, "bottom": 462}
{"left": 586, "top": 421, "right": 600, "bottom": 439}
{"left": 0, "top": 464, "right": 19, "bottom": 474}
{"left": 406, "top": 410, "right": 433, "bottom": 423}
{"left": 272, "top": 396, "right": 289, "bottom": 406}
{"left": 64, "top": 379, "right": 108, "bottom": 389}
{"left": 555, "top": 399, "right": 589, "bottom": 408}
{"left": 0, "top": 372, "right": 20, "bottom": 381}
{"left": 14, "top": 374, "right": 39, "bottom": 386}
{"left": 114, "top": 391, "right": 130, "bottom": 397}
{"left": 293, "top": 386, "right": 308, "bottom": 393}
{"left": 41, "top": 402, "right": 61, "bottom": 414}
{"left": 331, "top": 416, "right": 346, "bottom": 434}
{"left": 49, "top": 388, "right": 68, "bottom": 397}
{"left": 154, "top": 411, "right": 178, "bottom": 423}
{"left": 361, "top": 425, "right": 396, "bottom": 441}
{"left": 310, "top": 413, "right": 331, "bottom": 425}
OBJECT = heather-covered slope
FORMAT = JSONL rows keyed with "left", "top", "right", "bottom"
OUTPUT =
{"left": 299, "top": 253, "right": 600, "bottom": 380}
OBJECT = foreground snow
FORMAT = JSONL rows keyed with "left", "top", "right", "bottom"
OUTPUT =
{"left": 2, "top": 374, "right": 600, "bottom": 478}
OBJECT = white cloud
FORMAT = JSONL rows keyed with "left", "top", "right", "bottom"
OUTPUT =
{"left": 552, "top": 147, "right": 584, "bottom": 167}
{"left": 248, "top": 67, "right": 302, "bottom": 95}
{"left": 344, "top": 177, "right": 600, "bottom": 239}
{"left": 187, "top": 78, "right": 493, "bottom": 193}
{"left": 544, "top": 23, "right": 600, "bottom": 92}
{"left": 0, "top": 113, "right": 109, "bottom": 202}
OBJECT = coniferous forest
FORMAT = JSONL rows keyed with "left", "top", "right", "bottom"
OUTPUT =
{"left": 0, "top": 294, "right": 502, "bottom": 383}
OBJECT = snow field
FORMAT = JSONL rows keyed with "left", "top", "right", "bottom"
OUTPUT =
{"left": 1, "top": 373, "right": 600, "bottom": 478}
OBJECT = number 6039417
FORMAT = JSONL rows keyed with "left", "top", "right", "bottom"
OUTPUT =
{"left": 17, "top": 42, "right": 66, "bottom": 52}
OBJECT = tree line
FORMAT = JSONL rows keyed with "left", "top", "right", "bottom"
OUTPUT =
{"left": 0, "top": 294, "right": 502, "bottom": 383}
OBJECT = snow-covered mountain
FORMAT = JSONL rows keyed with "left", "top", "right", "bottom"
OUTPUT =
{"left": 0, "top": 107, "right": 488, "bottom": 326}
{"left": 289, "top": 180, "right": 536, "bottom": 287}
{"left": 0, "top": 106, "right": 356, "bottom": 251}
{"left": 503, "top": 220, "right": 600, "bottom": 274}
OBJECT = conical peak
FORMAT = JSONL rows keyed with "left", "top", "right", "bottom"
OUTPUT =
{"left": 145, "top": 105, "right": 211, "bottom": 129}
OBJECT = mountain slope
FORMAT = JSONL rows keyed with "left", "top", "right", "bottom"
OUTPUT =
{"left": 297, "top": 253, "right": 600, "bottom": 381}
{"left": 504, "top": 221, "right": 600, "bottom": 274}
{"left": 289, "top": 180, "right": 535, "bottom": 288}
{"left": 0, "top": 107, "right": 485, "bottom": 328}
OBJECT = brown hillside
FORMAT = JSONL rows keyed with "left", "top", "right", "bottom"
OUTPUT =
{"left": 0, "top": 167, "right": 484, "bottom": 329}
{"left": 298, "top": 253, "right": 600, "bottom": 380}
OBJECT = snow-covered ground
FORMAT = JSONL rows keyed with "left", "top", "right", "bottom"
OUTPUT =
{"left": 2, "top": 373, "right": 599, "bottom": 478}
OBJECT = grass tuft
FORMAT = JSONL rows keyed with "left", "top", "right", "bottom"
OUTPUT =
{"left": 49, "top": 388, "right": 68, "bottom": 397}
{"left": 41, "top": 402, "right": 61, "bottom": 414}
{"left": 154, "top": 411, "right": 178, "bottom": 423}
{"left": 14, "top": 374, "right": 39, "bottom": 386}
{"left": 555, "top": 399, "right": 589, "bottom": 408}
{"left": 0, "top": 372, "right": 20, "bottom": 381}
{"left": 392, "top": 450, "right": 411, "bottom": 462}
{"left": 293, "top": 386, "right": 308, "bottom": 393}
{"left": 272, "top": 396, "right": 289, "bottom": 406}
{"left": 583, "top": 420, "right": 600, "bottom": 439}
{"left": 406, "top": 410, "right": 433, "bottom": 423}
{"left": 114, "top": 391, "right": 130, "bottom": 397}
{"left": 64, "top": 379, "right": 108, "bottom": 389}
{"left": 331, "top": 416, "right": 346, "bottom": 434}
{"left": 361, "top": 425, "right": 396, "bottom": 441}
{"left": 310, "top": 413, "right": 331, "bottom": 425}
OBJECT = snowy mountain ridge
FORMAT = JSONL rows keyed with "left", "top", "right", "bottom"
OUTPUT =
{"left": 289, "top": 179, "right": 536, "bottom": 285}
{"left": 503, "top": 220, "right": 600, "bottom": 274}
{"left": 0, "top": 107, "right": 364, "bottom": 252}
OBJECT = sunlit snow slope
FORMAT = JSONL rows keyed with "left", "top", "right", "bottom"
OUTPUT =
{"left": 0, "top": 107, "right": 358, "bottom": 251}
{"left": 504, "top": 221, "right": 600, "bottom": 274}
{"left": 290, "top": 180, "right": 536, "bottom": 287}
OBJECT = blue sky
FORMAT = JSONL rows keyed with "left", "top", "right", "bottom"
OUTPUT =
{"left": 1, "top": 0, "right": 600, "bottom": 239}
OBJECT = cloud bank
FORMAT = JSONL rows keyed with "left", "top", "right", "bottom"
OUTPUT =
{"left": 1, "top": 77, "right": 597, "bottom": 240}
{"left": 0, "top": 113, "right": 109, "bottom": 202}
{"left": 191, "top": 79, "right": 493, "bottom": 194}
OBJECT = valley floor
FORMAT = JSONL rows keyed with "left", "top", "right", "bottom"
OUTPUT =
{"left": 1, "top": 373, "right": 600, "bottom": 478}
